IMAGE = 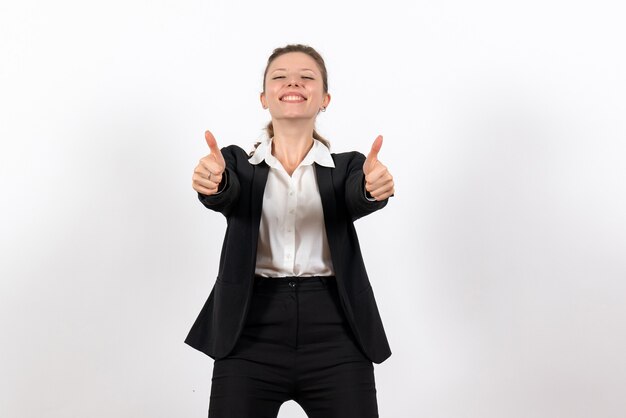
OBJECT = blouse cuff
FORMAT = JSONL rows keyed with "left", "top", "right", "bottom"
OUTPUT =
{"left": 363, "top": 176, "right": 377, "bottom": 201}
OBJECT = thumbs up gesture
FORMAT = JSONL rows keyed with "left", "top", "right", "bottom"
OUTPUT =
{"left": 363, "top": 135, "right": 395, "bottom": 201}
{"left": 192, "top": 130, "right": 227, "bottom": 196}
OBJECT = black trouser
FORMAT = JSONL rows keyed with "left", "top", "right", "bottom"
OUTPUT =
{"left": 208, "top": 275, "right": 379, "bottom": 418}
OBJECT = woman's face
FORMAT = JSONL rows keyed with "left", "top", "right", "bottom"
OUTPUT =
{"left": 260, "top": 52, "right": 330, "bottom": 123}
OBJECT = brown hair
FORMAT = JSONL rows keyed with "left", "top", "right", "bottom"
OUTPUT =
{"left": 250, "top": 44, "right": 331, "bottom": 156}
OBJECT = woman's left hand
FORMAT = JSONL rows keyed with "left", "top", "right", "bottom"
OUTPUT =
{"left": 363, "top": 135, "right": 395, "bottom": 201}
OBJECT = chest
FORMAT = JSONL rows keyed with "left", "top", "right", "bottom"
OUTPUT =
{"left": 261, "top": 165, "right": 324, "bottom": 223}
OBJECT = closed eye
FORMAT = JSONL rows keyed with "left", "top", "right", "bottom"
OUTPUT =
{"left": 271, "top": 76, "right": 315, "bottom": 80}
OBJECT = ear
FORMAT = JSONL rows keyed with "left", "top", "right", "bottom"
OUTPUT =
{"left": 322, "top": 93, "right": 331, "bottom": 108}
{"left": 260, "top": 92, "right": 267, "bottom": 109}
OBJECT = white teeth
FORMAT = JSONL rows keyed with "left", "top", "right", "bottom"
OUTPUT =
{"left": 281, "top": 95, "right": 305, "bottom": 102}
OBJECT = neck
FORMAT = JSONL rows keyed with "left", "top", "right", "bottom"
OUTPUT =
{"left": 270, "top": 119, "right": 316, "bottom": 169}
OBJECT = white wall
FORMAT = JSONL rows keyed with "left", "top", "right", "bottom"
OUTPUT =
{"left": 1, "top": 1, "right": 625, "bottom": 417}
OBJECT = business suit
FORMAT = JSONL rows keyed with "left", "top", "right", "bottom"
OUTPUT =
{"left": 184, "top": 143, "right": 393, "bottom": 365}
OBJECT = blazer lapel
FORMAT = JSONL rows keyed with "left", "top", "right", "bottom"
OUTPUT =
{"left": 315, "top": 164, "right": 341, "bottom": 275}
{"left": 250, "top": 162, "right": 269, "bottom": 269}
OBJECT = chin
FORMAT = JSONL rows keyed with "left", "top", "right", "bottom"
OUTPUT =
{"left": 276, "top": 112, "right": 317, "bottom": 120}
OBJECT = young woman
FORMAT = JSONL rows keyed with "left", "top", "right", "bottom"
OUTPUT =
{"left": 186, "top": 44, "right": 395, "bottom": 418}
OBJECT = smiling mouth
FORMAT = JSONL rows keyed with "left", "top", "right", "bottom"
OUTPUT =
{"left": 280, "top": 95, "right": 307, "bottom": 103}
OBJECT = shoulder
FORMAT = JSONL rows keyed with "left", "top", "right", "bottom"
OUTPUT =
{"left": 220, "top": 144, "right": 249, "bottom": 157}
{"left": 330, "top": 150, "right": 366, "bottom": 169}
{"left": 219, "top": 144, "right": 256, "bottom": 165}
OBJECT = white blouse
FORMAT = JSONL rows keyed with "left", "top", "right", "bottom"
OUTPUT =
{"left": 248, "top": 137, "right": 336, "bottom": 277}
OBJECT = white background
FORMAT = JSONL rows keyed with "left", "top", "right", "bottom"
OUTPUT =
{"left": 1, "top": 1, "right": 625, "bottom": 417}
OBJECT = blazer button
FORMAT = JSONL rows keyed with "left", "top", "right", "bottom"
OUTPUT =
{"left": 289, "top": 281, "right": 296, "bottom": 288}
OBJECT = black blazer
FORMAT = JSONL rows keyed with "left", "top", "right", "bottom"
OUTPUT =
{"left": 185, "top": 144, "right": 393, "bottom": 364}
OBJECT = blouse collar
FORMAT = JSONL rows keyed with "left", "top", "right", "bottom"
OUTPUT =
{"left": 248, "top": 136, "right": 335, "bottom": 168}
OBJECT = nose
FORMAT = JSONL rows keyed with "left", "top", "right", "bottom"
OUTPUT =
{"left": 287, "top": 75, "right": 300, "bottom": 87}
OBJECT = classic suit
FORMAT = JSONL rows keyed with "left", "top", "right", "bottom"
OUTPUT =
{"left": 185, "top": 144, "right": 393, "bottom": 364}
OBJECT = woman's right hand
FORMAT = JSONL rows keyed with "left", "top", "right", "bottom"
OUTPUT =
{"left": 192, "top": 130, "right": 226, "bottom": 196}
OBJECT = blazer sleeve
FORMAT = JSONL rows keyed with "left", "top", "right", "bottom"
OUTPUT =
{"left": 197, "top": 145, "right": 241, "bottom": 218}
{"left": 344, "top": 151, "right": 393, "bottom": 222}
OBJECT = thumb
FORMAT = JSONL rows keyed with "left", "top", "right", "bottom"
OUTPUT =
{"left": 205, "top": 130, "right": 225, "bottom": 165}
{"left": 364, "top": 135, "right": 383, "bottom": 173}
